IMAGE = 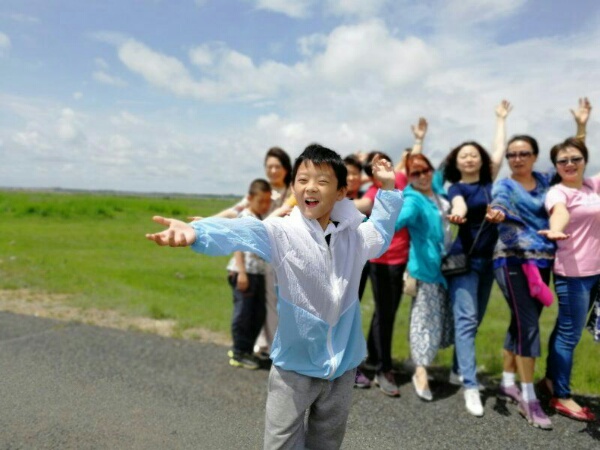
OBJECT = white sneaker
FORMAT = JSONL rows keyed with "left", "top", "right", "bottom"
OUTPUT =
{"left": 464, "top": 388, "right": 484, "bottom": 417}
{"left": 449, "top": 371, "right": 485, "bottom": 391}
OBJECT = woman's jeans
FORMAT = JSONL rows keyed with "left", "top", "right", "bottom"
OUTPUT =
{"left": 449, "top": 257, "right": 495, "bottom": 389}
{"left": 547, "top": 274, "right": 599, "bottom": 398}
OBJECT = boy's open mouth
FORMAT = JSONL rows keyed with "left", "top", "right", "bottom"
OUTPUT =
{"left": 305, "top": 198, "right": 319, "bottom": 208}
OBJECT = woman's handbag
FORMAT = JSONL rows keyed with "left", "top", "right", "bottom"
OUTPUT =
{"left": 441, "top": 253, "right": 470, "bottom": 277}
{"left": 441, "top": 213, "right": 488, "bottom": 278}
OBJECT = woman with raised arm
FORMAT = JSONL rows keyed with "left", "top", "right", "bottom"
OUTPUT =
{"left": 357, "top": 119, "right": 428, "bottom": 397}
{"left": 490, "top": 98, "right": 592, "bottom": 429}
{"left": 443, "top": 101, "right": 509, "bottom": 417}
{"left": 395, "top": 153, "right": 454, "bottom": 402}
{"left": 537, "top": 131, "right": 598, "bottom": 423}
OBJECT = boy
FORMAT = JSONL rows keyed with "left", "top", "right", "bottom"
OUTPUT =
{"left": 146, "top": 144, "right": 403, "bottom": 449}
{"left": 226, "top": 178, "right": 272, "bottom": 369}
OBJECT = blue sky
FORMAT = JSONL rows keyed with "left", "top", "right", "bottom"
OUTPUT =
{"left": 1, "top": 0, "right": 599, "bottom": 194}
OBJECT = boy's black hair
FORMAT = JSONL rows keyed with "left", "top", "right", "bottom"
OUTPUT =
{"left": 364, "top": 151, "right": 392, "bottom": 178}
{"left": 292, "top": 143, "right": 348, "bottom": 189}
{"left": 248, "top": 178, "right": 272, "bottom": 196}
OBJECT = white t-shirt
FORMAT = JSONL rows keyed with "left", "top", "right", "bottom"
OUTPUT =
{"left": 545, "top": 177, "right": 600, "bottom": 277}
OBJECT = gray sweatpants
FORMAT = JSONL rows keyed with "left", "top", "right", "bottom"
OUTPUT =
{"left": 264, "top": 365, "right": 356, "bottom": 450}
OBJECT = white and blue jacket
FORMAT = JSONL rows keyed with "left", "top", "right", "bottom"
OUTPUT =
{"left": 190, "top": 190, "right": 403, "bottom": 380}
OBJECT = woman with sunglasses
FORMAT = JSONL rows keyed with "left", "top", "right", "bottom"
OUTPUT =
{"left": 490, "top": 98, "right": 591, "bottom": 429}
{"left": 537, "top": 132, "right": 598, "bottom": 423}
{"left": 395, "top": 153, "right": 454, "bottom": 402}
{"left": 442, "top": 101, "right": 510, "bottom": 417}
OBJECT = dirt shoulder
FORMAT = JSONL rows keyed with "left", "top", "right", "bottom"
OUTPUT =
{"left": 0, "top": 289, "right": 230, "bottom": 346}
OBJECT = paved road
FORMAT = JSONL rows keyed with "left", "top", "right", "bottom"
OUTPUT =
{"left": 1, "top": 311, "right": 599, "bottom": 449}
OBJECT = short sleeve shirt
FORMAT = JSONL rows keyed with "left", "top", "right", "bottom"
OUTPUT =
{"left": 447, "top": 182, "right": 498, "bottom": 258}
{"left": 545, "top": 177, "right": 600, "bottom": 277}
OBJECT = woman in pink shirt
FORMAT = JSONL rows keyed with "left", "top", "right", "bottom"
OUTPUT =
{"left": 538, "top": 137, "right": 599, "bottom": 422}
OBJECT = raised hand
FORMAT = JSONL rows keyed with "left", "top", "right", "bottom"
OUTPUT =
{"left": 570, "top": 97, "right": 592, "bottom": 126}
{"left": 371, "top": 154, "right": 396, "bottom": 190}
{"left": 537, "top": 229, "right": 570, "bottom": 241}
{"left": 496, "top": 100, "right": 512, "bottom": 119}
{"left": 412, "top": 117, "right": 428, "bottom": 140}
{"left": 145, "top": 216, "right": 197, "bottom": 247}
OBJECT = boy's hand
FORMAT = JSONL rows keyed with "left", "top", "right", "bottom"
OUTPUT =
{"left": 236, "top": 272, "right": 249, "bottom": 292}
{"left": 371, "top": 154, "right": 396, "bottom": 190}
{"left": 146, "top": 216, "right": 197, "bottom": 247}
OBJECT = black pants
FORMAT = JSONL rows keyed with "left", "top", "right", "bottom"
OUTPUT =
{"left": 366, "top": 262, "right": 406, "bottom": 372}
{"left": 229, "top": 273, "right": 266, "bottom": 354}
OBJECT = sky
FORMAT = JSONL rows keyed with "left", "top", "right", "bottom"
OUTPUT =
{"left": 1, "top": 0, "right": 600, "bottom": 195}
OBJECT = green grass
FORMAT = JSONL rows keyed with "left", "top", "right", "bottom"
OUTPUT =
{"left": 0, "top": 190, "right": 597, "bottom": 395}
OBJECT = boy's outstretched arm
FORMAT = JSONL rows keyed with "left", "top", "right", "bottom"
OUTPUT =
{"left": 146, "top": 216, "right": 197, "bottom": 247}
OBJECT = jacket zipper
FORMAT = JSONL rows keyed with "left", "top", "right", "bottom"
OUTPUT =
{"left": 326, "top": 234, "right": 339, "bottom": 379}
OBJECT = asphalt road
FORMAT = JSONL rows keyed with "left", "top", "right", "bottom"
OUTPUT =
{"left": 1, "top": 311, "right": 599, "bottom": 449}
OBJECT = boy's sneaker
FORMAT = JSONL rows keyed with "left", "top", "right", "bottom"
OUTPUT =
{"left": 229, "top": 352, "right": 259, "bottom": 370}
{"left": 498, "top": 384, "right": 522, "bottom": 404}
{"left": 374, "top": 371, "right": 400, "bottom": 397}
{"left": 354, "top": 369, "right": 371, "bottom": 389}
{"left": 518, "top": 399, "right": 553, "bottom": 430}
{"left": 464, "top": 388, "right": 484, "bottom": 417}
{"left": 254, "top": 350, "right": 271, "bottom": 361}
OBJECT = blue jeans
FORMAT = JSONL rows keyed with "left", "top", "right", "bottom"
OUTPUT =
{"left": 546, "top": 274, "right": 599, "bottom": 398}
{"left": 449, "top": 257, "right": 495, "bottom": 388}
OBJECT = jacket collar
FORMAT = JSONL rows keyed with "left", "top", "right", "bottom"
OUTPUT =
{"left": 289, "top": 198, "right": 365, "bottom": 238}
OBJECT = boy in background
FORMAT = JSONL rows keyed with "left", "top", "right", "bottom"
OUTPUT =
{"left": 146, "top": 144, "right": 403, "bottom": 449}
{"left": 226, "top": 179, "right": 272, "bottom": 369}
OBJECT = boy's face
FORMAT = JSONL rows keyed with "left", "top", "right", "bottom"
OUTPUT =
{"left": 248, "top": 191, "right": 272, "bottom": 216}
{"left": 292, "top": 161, "right": 346, "bottom": 230}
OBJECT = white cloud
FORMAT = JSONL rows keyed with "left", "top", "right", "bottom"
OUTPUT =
{"left": 110, "top": 111, "right": 145, "bottom": 127}
{"left": 1, "top": 13, "right": 40, "bottom": 24}
{"left": 73, "top": 92, "right": 83, "bottom": 100}
{"left": 297, "top": 33, "right": 327, "bottom": 57}
{"left": 324, "top": 0, "right": 390, "bottom": 18}
{"left": 93, "top": 70, "right": 127, "bottom": 87}
{"left": 440, "top": 0, "right": 526, "bottom": 23}
{"left": 311, "top": 20, "right": 436, "bottom": 87}
{"left": 189, "top": 45, "right": 214, "bottom": 66}
{"left": 254, "top": 0, "right": 314, "bottom": 18}
{"left": 0, "top": 32, "right": 11, "bottom": 56}
{"left": 56, "top": 108, "right": 80, "bottom": 142}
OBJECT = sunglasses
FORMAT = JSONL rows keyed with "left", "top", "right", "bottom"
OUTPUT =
{"left": 409, "top": 167, "right": 432, "bottom": 178}
{"left": 506, "top": 151, "right": 533, "bottom": 160}
{"left": 556, "top": 156, "right": 584, "bottom": 166}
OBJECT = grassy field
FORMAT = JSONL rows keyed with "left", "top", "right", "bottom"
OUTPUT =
{"left": 0, "top": 190, "right": 597, "bottom": 395}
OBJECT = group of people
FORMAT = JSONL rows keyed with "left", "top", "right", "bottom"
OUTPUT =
{"left": 146, "top": 97, "right": 598, "bottom": 449}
